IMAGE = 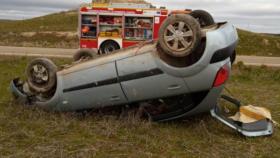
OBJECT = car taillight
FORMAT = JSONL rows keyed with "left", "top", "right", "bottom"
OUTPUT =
{"left": 213, "top": 65, "right": 229, "bottom": 87}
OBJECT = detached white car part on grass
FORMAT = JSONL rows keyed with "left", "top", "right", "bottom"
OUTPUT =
{"left": 10, "top": 13, "right": 273, "bottom": 137}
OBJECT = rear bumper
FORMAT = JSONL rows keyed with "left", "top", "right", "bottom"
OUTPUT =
{"left": 211, "top": 95, "right": 273, "bottom": 137}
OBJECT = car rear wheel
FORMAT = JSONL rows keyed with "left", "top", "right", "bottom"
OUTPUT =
{"left": 158, "top": 14, "right": 202, "bottom": 57}
{"left": 100, "top": 40, "right": 120, "bottom": 54}
{"left": 26, "top": 58, "right": 57, "bottom": 93}
{"left": 190, "top": 10, "right": 215, "bottom": 27}
{"left": 73, "top": 49, "right": 96, "bottom": 62}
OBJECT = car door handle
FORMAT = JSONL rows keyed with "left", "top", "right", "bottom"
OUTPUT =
{"left": 168, "top": 85, "right": 181, "bottom": 90}
{"left": 110, "top": 96, "right": 121, "bottom": 101}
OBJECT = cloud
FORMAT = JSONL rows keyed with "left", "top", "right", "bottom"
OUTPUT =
{"left": 0, "top": 0, "right": 91, "bottom": 19}
{"left": 146, "top": 0, "right": 280, "bottom": 33}
{"left": 0, "top": 0, "right": 89, "bottom": 9}
{"left": 0, "top": 0, "right": 279, "bottom": 33}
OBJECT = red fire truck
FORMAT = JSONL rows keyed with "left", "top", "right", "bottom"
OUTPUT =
{"left": 76, "top": 2, "right": 214, "bottom": 59}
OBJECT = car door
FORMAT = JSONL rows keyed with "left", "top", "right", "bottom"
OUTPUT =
{"left": 61, "top": 61, "right": 127, "bottom": 110}
{"left": 116, "top": 52, "right": 189, "bottom": 102}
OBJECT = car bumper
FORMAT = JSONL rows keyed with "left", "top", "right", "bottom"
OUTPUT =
{"left": 211, "top": 95, "right": 273, "bottom": 137}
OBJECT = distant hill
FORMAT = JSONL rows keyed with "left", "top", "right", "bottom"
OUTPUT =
{"left": 237, "top": 29, "right": 280, "bottom": 56}
{"left": 263, "top": 33, "right": 280, "bottom": 37}
{"left": 0, "top": 19, "right": 12, "bottom": 22}
{"left": 0, "top": 10, "right": 279, "bottom": 56}
{"left": 0, "top": 11, "right": 77, "bottom": 33}
{"left": 0, "top": 11, "right": 78, "bottom": 48}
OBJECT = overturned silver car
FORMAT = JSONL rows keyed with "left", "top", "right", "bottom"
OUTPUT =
{"left": 12, "top": 13, "right": 237, "bottom": 120}
{"left": 11, "top": 14, "right": 272, "bottom": 137}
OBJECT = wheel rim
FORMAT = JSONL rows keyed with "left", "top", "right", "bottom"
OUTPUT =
{"left": 31, "top": 64, "right": 49, "bottom": 85}
{"left": 163, "top": 21, "right": 194, "bottom": 55}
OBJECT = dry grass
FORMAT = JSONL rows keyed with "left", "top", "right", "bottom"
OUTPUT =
{"left": 0, "top": 57, "right": 279, "bottom": 158}
{"left": 0, "top": 11, "right": 78, "bottom": 49}
{"left": 237, "top": 29, "right": 280, "bottom": 57}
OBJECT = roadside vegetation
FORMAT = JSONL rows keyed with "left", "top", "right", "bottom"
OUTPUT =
{"left": 0, "top": 11, "right": 77, "bottom": 32}
{"left": 0, "top": 56, "right": 279, "bottom": 157}
{"left": 0, "top": 11, "right": 280, "bottom": 56}
{"left": 0, "top": 11, "right": 79, "bottom": 48}
{"left": 237, "top": 29, "right": 280, "bottom": 57}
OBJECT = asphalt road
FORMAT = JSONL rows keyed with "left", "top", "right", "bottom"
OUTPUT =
{"left": 236, "top": 55, "right": 280, "bottom": 67}
{"left": 0, "top": 46, "right": 75, "bottom": 58}
{"left": 0, "top": 46, "right": 280, "bottom": 67}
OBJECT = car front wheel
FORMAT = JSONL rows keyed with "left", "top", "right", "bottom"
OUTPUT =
{"left": 158, "top": 14, "right": 202, "bottom": 58}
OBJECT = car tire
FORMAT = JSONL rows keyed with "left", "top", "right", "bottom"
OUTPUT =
{"left": 100, "top": 40, "right": 120, "bottom": 54}
{"left": 190, "top": 10, "right": 215, "bottom": 27}
{"left": 158, "top": 14, "right": 202, "bottom": 57}
{"left": 73, "top": 49, "right": 96, "bottom": 62}
{"left": 26, "top": 58, "right": 57, "bottom": 93}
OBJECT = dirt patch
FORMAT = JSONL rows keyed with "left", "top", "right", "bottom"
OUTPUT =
{"left": 21, "top": 32, "right": 36, "bottom": 37}
{"left": 0, "top": 31, "right": 79, "bottom": 49}
{"left": 20, "top": 32, "right": 77, "bottom": 38}
{"left": 55, "top": 32, "right": 77, "bottom": 38}
{"left": 276, "top": 42, "right": 280, "bottom": 49}
{"left": 262, "top": 39, "right": 270, "bottom": 46}
{"left": 65, "top": 11, "right": 77, "bottom": 15}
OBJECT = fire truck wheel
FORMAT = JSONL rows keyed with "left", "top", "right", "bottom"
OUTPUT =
{"left": 100, "top": 40, "right": 120, "bottom": 54}
{"left": 26, "top": 58, "right": 57, "bottom": 94}
{"left": 190, "top": 10, "right": 215, "bottom": 27}
{"left": 73, "top": 49, "right": 96, "bottom": 62}
{"left": 158, "top": 14, "right": 202, "bottom": 57}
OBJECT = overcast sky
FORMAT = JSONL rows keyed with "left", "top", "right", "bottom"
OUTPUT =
{"left": 0, "top": 0, "right": 279, "bottom": 33}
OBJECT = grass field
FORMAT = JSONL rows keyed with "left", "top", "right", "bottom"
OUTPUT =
{"left": 0, "top": 57, "right": 279, "bottom": 157}
{"left": 0, "top": 11, "right": 280, "bottom": 56}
